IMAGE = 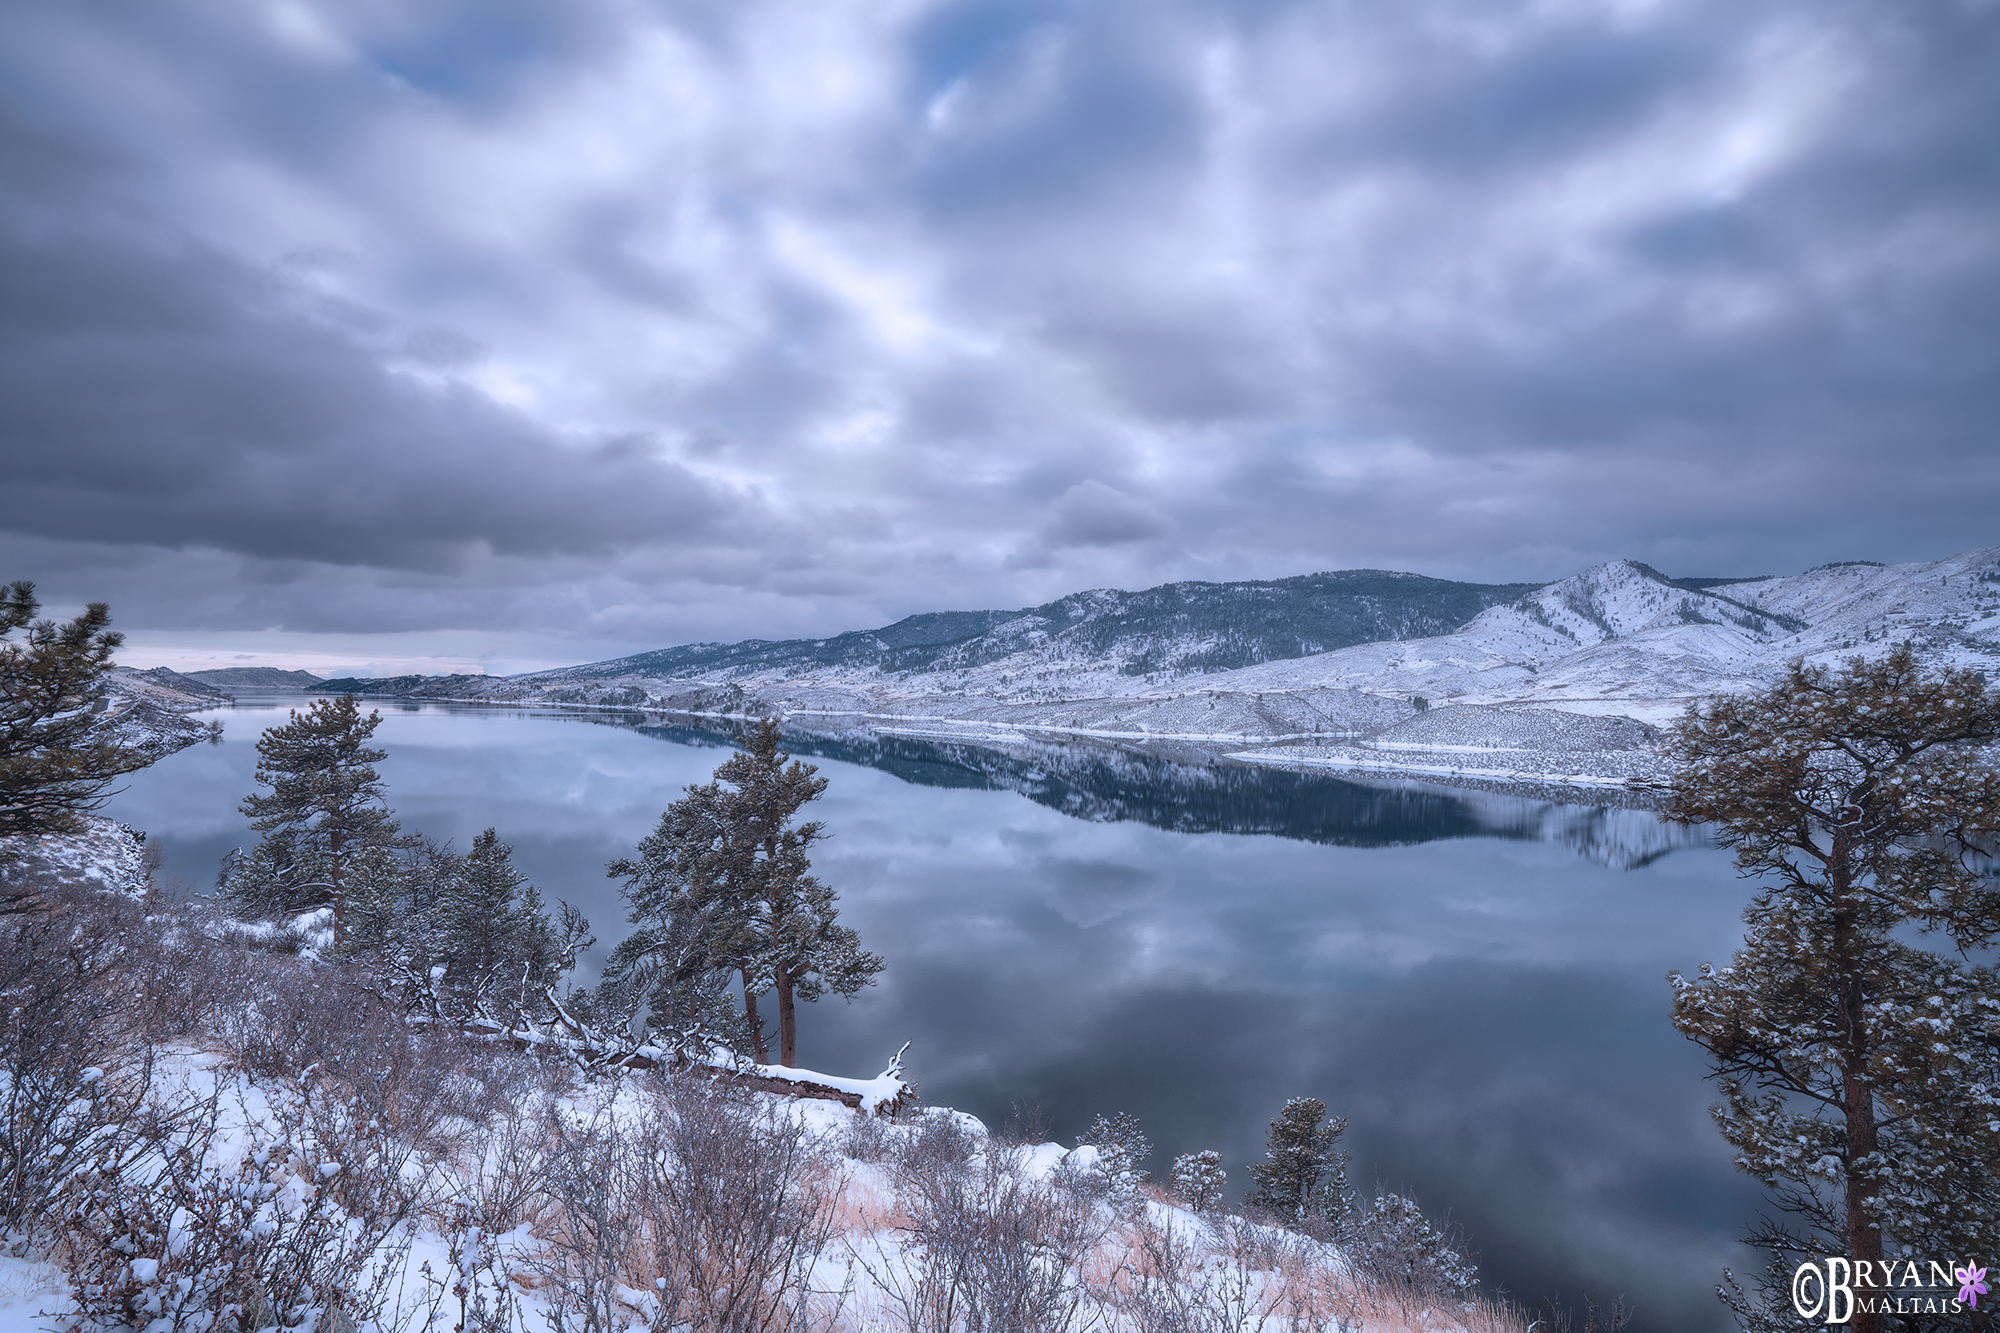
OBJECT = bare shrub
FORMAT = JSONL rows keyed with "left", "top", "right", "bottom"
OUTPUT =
{"left": 634, "top": 1075, "right": 844, "bottom": 1332}
{"left": 456, "top": 1080, "right": 559, "bottom": 1234}
{"left": 423, "top": 1211, "right": 526, "bottom": 1333}
{"left": 996, "top": 1102, "right": 1050, "bottom": 1147}
{"left": 126, "top": 916, "right": 245, "bottom": 1042}
{"left": 0, "top": 886, "right": 149, "bottom": 1245}
{"left": 210, "top": 962, "right": 513, "bottom": 1225}
{"left": 58, "top": 1088, "right": 406, "bottom": 1333}
{"left": 862, "top": 1115, "right": 1104, "bottom": 1333}
{"left": 125, "top": 904, "right": 324, "bottom": 1046}
{"left": 896, "top": 1106, "right": 981, "bottom": 1180}
{"left": 532, "top": 1074, "right": 845, "bottom": 1333}
{"left": 530, "top": 1110, "right": 642, "bottom": 1333}
{"left": 838, "top": 1104, "right": 896, "bottom": 1163}
{"left": 1533, "top": 1292, "right": 1635, "bottom": 1333}
{"left": 1209, "top": 1210, "right": 1290, "bottom": 1276}
{"left": 1103, "top": 1210, "right": 1282, "bottom": 1333}
{"left": 216, "top": 966, "right": 364, "bottom": 1079}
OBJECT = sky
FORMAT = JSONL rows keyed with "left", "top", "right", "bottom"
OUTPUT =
{"left": 3, "top": 0, "right": 1997, "bottom": 677}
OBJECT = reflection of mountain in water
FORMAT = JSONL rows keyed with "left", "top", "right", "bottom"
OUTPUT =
{"left": 609, "top": 714, "right": 1707, "bottom": 870}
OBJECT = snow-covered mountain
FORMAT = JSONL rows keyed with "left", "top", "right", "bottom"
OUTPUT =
{"left": 1209, "top": 548, "right": 2000, "bottom": 715}
{"left": 316, "top": 546, "right": 2000, "bottom": 795}
{"left": 520, "top": 568, "right": 1543, "bottom": 689}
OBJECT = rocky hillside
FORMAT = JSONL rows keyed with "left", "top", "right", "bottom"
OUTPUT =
{"left": 101, "top": 667, "right": 219, "bottom": 757}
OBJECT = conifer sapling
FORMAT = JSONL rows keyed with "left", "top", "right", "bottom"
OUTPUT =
{"left": 1245, "top": 1096, "right": 1351, "bottom": 1231}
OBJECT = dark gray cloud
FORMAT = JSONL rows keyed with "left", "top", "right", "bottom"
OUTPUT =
{"left": 1, "top": 0, "right": 1996, "bottom": 664}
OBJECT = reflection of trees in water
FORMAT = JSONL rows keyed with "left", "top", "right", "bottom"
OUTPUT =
{"left": 603, "top": 714, "right": 1707, "bottom": 869}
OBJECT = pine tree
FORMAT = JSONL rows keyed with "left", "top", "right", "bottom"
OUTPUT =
{"left": 233, "top": 694, "right": 400, "bottom": 950}
{"left": 1076, "top": 1112, "right": 1151, "bottom": 1211}
{"left": 1666, "top": 648, "right": 2000, "bottom": 1333}
{"left": 430, "top": 829, "right": 563, "bottom": 1018}
{"left": 1245, "top": 1096, "right": 1351, "bottom": 1230}
{"left": 609, "top": 770, "right": 769, "bottom": 1058}
{"left": 1171, "top": 1150, "right": 1227, "bottom": 1213}
{"left": 339, "top": 829, "right": 583, "bottom": 1026}
{"left": 344, "top": 833, "right": 460, "bottom": 959}
{"left": 608, "top": 718, "right": 882, "bottom": 1067}
{"left": 1349, "top": 1194, "right": 1478, "bottom": 1299}
{"left": 0, "top": 582, "right": 157, "bottom": 845}
{"left": 594, "top": 896, "right": 756, "bottom": 1061}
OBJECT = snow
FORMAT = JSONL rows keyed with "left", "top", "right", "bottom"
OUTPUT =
{"left": 0, "top": 816, "right": 152, "bottom": 899}
{"left": 283, "top": 545, "right": 2000, "bottom": 797}
{"left": 1232, "top": 748, "right": 1641, "bottom": 789}
{"left": 0, "top": 1257, "right": 65, "bottom": 1333}
{"left": 732, "top": 1047, "right": 916, "bottom": 1117}
{"left": 0, "top": 1039, "right": 1406, "bottom": 1333}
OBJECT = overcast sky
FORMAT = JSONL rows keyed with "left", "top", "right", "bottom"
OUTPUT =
{"left": 4, "top": 0, "right": 1996, "bottom": 676}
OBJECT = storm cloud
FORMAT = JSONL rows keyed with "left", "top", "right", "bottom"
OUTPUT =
{"left": 2, "top": 0, "right": 1995, "bottom": 669}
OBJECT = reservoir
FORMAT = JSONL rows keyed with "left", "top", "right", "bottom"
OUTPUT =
{"left": 108, "top": 694, "right": 1762, "bottom": 1333}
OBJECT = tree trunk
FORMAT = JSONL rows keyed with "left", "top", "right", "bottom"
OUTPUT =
{"left": 329, "top": 827, "right": 345, "bottom": 952}
{"left": 775, "top": 965, "right": 796, "bottom": 1067}
{"left": 1843, "top": 1057, "right": 1884, "bottom": 1333}
{"left": 741, "top": 967, "right": 768, "bottom": 1064}
{"left": 1832, "top": 846, "right": 1883, "bottom": 1333}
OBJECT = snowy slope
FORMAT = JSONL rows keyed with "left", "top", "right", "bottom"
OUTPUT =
{"left": 497, "top": 568, "right": 1543, "bottom": 692}
{"left": 100, "top": 667, "right": 214, "bottom": 756}
{"left": 1202, "top": 548, "right": 2000, "bottom": 710}
{"left": 309, "top": 547, "right": 2000, "bottom": 795}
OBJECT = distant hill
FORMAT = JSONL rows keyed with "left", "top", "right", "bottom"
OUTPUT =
{"left": 315, "top": 672, "right": 490, "bottom": 694}
{"left": 533, "top": 569, "right": 1547, "bottom": 687}
{"left": 1200, "top": 549, "right": 2000, "bottom": 707}
{"left": 179, "top": 667, "right": 325, "bottom": 689}
{"left": 135, "top": 667, "right": 232, "bottom": 698}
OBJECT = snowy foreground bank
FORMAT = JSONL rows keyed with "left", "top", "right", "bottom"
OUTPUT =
{"left": 0, "top": 1050, "right": 1518, "bottom": 1333}
{"left": 1, "top": 827, "right": 1523, "bottom": 1333}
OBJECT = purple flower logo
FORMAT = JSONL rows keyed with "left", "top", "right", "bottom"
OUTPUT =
{"left": 1957, "top": 1265, "right": 1988, "bottom": 1310}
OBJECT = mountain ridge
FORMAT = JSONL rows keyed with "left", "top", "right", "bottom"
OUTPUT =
{"left": 516, "top": 568, "right": 1546, "bottom": 687}
{"left": 308, "top": 546, "right": 2000, "bottom": 797}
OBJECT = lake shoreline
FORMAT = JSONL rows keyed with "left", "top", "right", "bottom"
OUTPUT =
{"left": 294, "top": 685, "right": 1678, "bottom": 810}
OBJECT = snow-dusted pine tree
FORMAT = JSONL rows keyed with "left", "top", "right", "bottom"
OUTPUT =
{"left": 433, "top": 828, "right": 566, "bottom": 1017}
{"left": 1170, "top": 1150, "right": 1227, "bottom": 1213}
{"left": 608, "top": 718, "right": 882, "bottom": 1067}
{"left": 1666, "top": 647, "right": 2000, "bottom": 1333}
{"left": 1076, "top": 1112, "right": 1151, "bottom": 1211}
{"left": 1245, "top": 1097, "right": 1350, "bottom": 1231}
{"left": 0, "top": 582, "right": 156, "bottom": 847}
{"left": 232, "top": 695, "right": 400, "bottom": 949}
{"left": 594, "top": 895, "right": 758, "bottom": 1061}
{"left": 1349, "top": 1193, "right": 1477, "bottom": 1300}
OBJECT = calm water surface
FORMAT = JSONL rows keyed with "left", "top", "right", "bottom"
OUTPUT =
{"left": 107, "top": 696, "right": 1763, "bottom": 1332}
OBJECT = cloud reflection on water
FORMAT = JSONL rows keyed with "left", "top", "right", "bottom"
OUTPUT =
{"left": 110, "top": 698, "right": 1756, "bottom": 1332}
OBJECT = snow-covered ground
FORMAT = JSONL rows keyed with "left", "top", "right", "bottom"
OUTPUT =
{"left": 0, "top": 831, "right": 1520, "bottom": 1333}
{"left": 96, "top": 667, "right": 216, "bottom": 758}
